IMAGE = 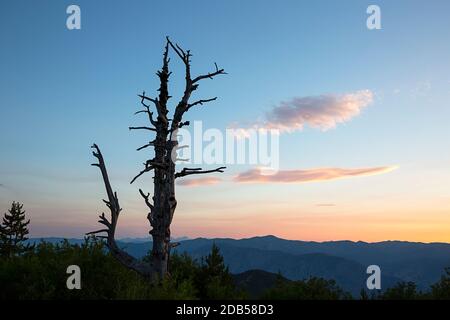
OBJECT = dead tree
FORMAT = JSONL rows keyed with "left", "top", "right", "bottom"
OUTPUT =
{"left": 88, "top": 37, "right": 226, "bottom": 280}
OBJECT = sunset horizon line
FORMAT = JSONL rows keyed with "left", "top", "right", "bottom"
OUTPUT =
{"left": 26, "top": 233, "right": 450, "bottom": 245}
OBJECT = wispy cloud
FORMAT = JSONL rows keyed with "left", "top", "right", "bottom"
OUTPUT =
{"left": 234, "top": 166, "right": 397, "bottom": 184}
{"left": 177, "top": 177, "right": 222, "bottom": 187}
{"left": 410, "top": 80, "right": 431, "bottom": 99}
{"left": 267, "top": 90, "right": 373, "bottom": 131}
{"left": 236, "top": 90, "right": 373, "bottom": 133}
{"left": 316, "top": 203, "right": 336, "bottom": 207}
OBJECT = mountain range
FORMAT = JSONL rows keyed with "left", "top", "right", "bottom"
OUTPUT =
{"left": 28, "top": 235, "right": 450, "bottom": 296}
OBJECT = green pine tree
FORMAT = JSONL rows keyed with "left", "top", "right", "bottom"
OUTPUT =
{"left": 0, "top": 201, "right": 32, "bottom": 258}
{"left": 203, "top": 243, "right": 229, "bottom": 277}
{"left": 196, "top": 243, "right": 243, "bottom": 299}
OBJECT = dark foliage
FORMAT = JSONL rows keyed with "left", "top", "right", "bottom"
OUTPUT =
{"left": 1, "top": 237, "right": 450, "bottom": 300}
{"left": 0, "top": 240, "right": 242, "bottom": 300}
{"left": 0, "top": 239, "right": 154, "bottom": 299}
{"left": 430, "top": 268, "right": 450, "bottom": 299}
{"left": 261, "top": 274, "right": 352, "bottom": 300}
{"left": 379, "top": 281, "right": 425, "bottom": 300}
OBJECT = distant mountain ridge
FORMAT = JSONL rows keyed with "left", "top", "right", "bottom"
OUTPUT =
{"left": 27, "top": 235, "right": 450, "bottom": 295}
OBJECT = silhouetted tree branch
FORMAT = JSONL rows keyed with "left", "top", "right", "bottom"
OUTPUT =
{"left": 88, "top": 144, "right": 154, "bottom": 278}
{"left": 175, "top": 167, "right": 226, "bottom": 179}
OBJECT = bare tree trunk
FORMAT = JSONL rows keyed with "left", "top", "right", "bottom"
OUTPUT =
{"left": 88, "top": 37, "right": 226, "bottom": 281}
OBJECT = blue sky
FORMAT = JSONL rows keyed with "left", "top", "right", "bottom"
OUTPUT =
{"left": 1, "top": 0, "right": 450, "bottom": 241}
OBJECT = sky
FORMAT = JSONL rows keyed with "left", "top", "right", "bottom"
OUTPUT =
{"left": 1, "top": 0, "right": 450, "bottom": 242}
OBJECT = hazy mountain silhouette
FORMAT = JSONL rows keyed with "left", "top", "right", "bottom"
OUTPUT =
{"left": 173, "top": 241, "right": 401, "bottom": 295}
{"left": 27, "top": 235, "right": 450, "bottom": 294}
{"left": 171, "top": 235, "right": 450, "bottom": 290}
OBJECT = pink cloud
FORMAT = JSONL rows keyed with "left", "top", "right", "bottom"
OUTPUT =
{"left": 234, "top": 166, "right": 397, "bottom": 184}
{"left": 177, "top": 177, "right": 222, "bottom": 187}
{"left": 252, "top": 90, "right": 373, "bottom": 132}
